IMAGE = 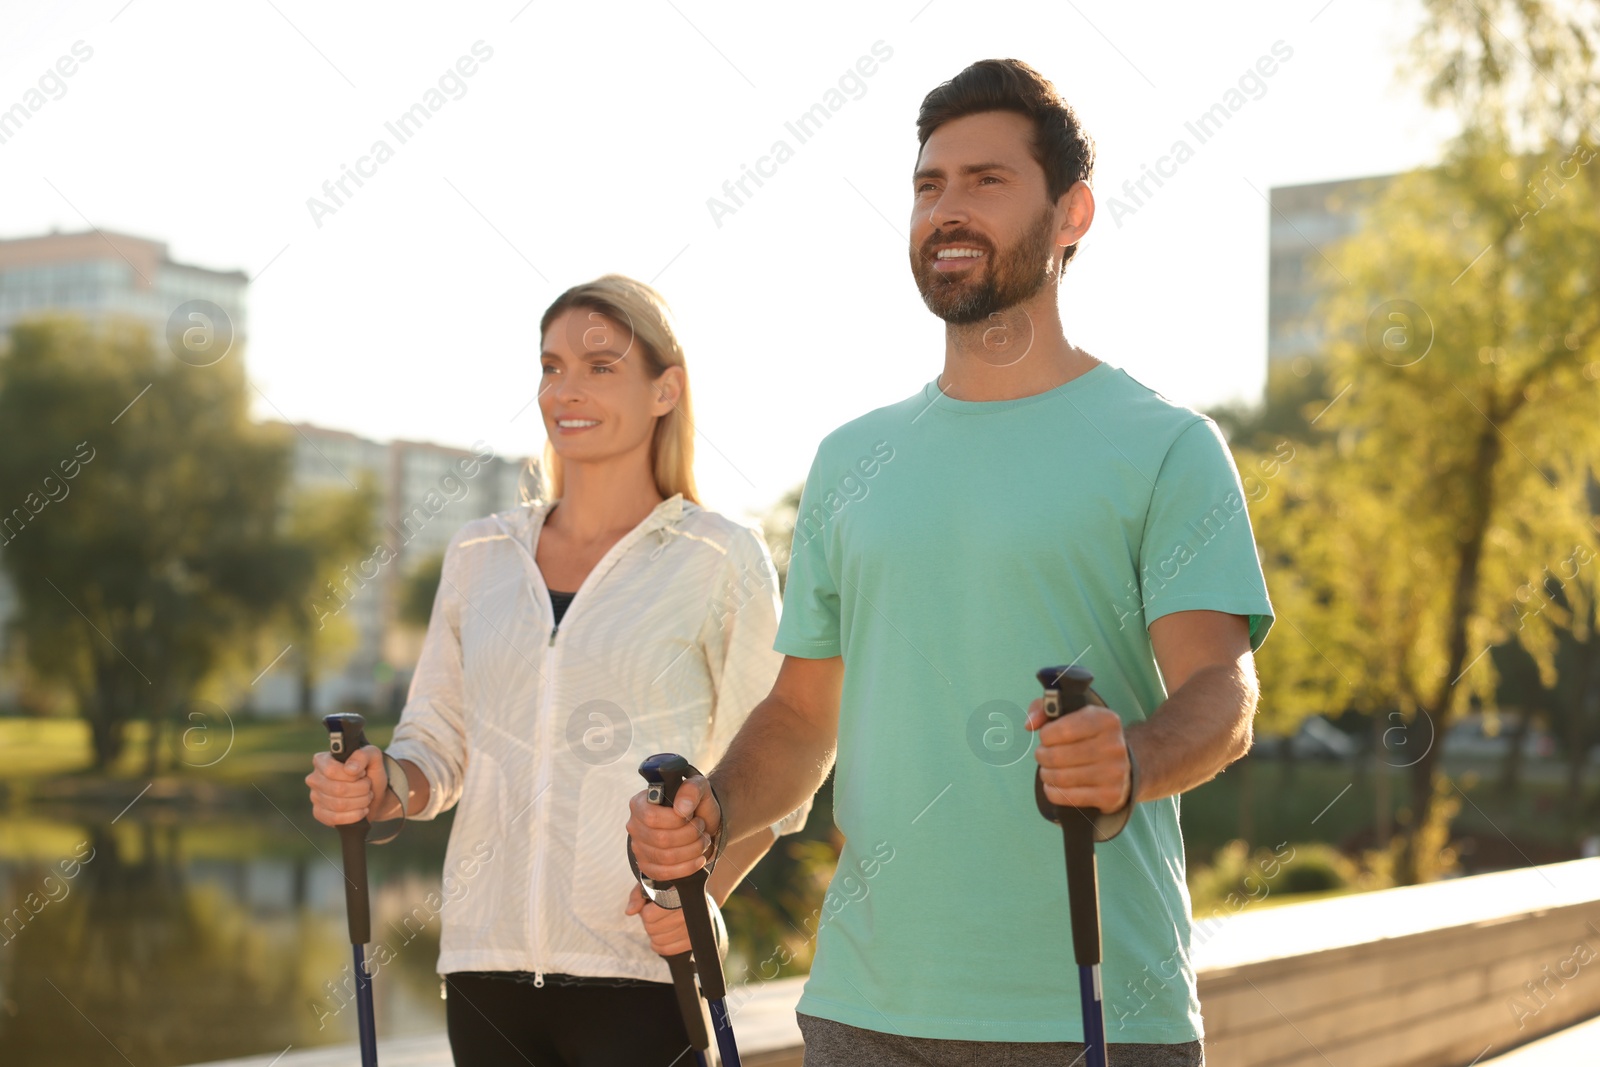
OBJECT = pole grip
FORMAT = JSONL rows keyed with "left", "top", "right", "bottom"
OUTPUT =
{"left": 638, "top": 754, "right": 728, "bottom": 1000}
{"left": 325, "top": 713, "right": 373, "bottom": 946}
{"left": 1035, "top": 668, "right": 1103, "bottom": 969}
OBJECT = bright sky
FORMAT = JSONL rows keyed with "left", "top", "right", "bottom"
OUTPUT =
{"left": 0, "top": 0, "right": 1458, "bottom": 522}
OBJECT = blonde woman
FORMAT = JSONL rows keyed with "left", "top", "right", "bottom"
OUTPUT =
{"left": 307, "top": 274, "right": 808, "bottom": 1066}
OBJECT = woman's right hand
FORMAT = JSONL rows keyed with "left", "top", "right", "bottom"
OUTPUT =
{"left": 306, "top": 745, "right": 388, "bottom": 827}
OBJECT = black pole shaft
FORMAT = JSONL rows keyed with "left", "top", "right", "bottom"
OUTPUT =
{"left": 666, "top": 952, "right": 710, "bottom": 1051}
{"left": 1061, "top": 814, "right": 1101, "bottom": 967}
{"left": 338, "top": 822, "right": 372, "bottom": 946}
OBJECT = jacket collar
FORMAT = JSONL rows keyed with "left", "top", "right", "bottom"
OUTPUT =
{"left": 493, "top": 493, "right": 689, "bottom": 559}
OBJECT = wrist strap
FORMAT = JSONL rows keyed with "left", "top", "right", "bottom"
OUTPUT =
{"left": 705, "top": 775, "right": 730, "bottom": 873}
{"left": 367, "top": 751, "right": 409, "bottom": 846}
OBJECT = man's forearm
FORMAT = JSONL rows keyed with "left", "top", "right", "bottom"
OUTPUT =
{"left": 709, "top": 695, "right": 835, "bottom": 847}
{"left": 1125, "top": 661, "right": 1256, "bottom": 802}
{"left": 706, "top": 827, "right": 776, "bottom": 905}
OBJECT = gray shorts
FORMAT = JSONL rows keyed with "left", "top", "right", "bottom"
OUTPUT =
{"left": 798, "top": 1013, "right": 1204, "bottom": 1067}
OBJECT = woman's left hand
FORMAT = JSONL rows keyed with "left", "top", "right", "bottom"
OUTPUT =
{"left": 625, "top": 883, "right": 693, "bottom": 957}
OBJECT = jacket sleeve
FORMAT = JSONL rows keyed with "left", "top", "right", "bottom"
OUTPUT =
{"left": 700, "top": 524, "right": 812, "bottom": 839}
{"left": 385, "top": 527, "right": 470, "bottom": 821}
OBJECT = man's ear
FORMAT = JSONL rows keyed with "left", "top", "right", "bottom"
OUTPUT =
{"left": 1058, "top": 179, "right": 1095, "bottom": 252}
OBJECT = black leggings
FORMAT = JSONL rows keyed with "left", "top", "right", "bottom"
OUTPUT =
{"left": 445, "top": 972, "right": 696, "bottom": 1067}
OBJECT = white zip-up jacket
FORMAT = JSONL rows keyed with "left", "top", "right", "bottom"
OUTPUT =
{"left": 386, "top": 493, "right": 810, "bottom": 983}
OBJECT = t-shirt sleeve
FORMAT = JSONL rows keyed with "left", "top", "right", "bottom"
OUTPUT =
{"left": 1138, "top": 417, "right": 1275, "bottom": 652}
{"left": 773, "top": 449, "right": 843, "bottom": 659}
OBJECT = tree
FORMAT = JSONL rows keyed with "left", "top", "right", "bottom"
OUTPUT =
{"left": 279, "top": 478, "right": 380, "bottom": 719}
{"left": 0, "top": 317, "right": 333, "bottom": 769}
{"left": 1270, "top": 124, "right": 1600, "bottom": 882}
{"left": 1410, "top": 0, "right": 1600, "bottom": 151}
{"left": 759, "top": 484, "right": 804, "bottom": 594}
{"left": 397, "top": 551, "right": 444, "bottom": 631}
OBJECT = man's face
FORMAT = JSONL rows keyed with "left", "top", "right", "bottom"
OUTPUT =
{"left": 908, "top": 110, "right": 1064, "bottom": 325}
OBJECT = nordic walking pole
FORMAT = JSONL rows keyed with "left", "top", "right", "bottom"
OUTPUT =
{"left": 323, "top": 713, "right": 380, "bottom": 1067}
{"left": 1035, "top": 666, "right": 1117, "bottom": 1067}
{"left": 634, "top": 753, "right": 742, "bottom": 1067}
{"left": 665, "top": 953, "right": 712, "bottom": 1067}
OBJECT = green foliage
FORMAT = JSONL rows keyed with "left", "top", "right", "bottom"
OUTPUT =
{"left": 0, "top": 317, "right": 367, "bottom": 766}
{"left": 1187, "top": 839, "right": 1383, "bottom": 915}
{"left": 1409, "top": 0, "right": 1600, "bottom": 149}
{"left": 278, "top": 478, "right": 379, "bottom": 716}
{"left": 398, "top": 552, "right": 445, "bottom": 630}
{"left": 1208, "top": 3, "right": 1600, "bottom": 885}
{"left": 760, "top": 484, "right": 804, "bottom": 594}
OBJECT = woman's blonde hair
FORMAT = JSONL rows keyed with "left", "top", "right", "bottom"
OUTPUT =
{"left": 526, "top": 274, "right": 699, "bottom": 506}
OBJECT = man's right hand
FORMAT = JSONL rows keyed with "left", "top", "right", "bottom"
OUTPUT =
{"left": 306, "top": 745, "right": 389, "bottom": 827}
{"left": 626, "top": 773, "right": 721, "bottom": 882}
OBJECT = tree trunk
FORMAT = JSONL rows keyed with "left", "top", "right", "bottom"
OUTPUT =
{"left": 1500, "top": 707, "right": 1531, "bottom": 794}
{"left": 1237, "top": 754, "right": 1254, "bottom": 847}
{"left": 145, "top": 706, "right": 166, "bottom": 777}
{"left": 88, "top": 705, "right": 124, "bottom": 770}
{"left": 1568, "top": 635, "right": 1600, "bottom": 819}
{"left": 87, "top": 659, "right": 130, "bottom": 770}
{"left": 1373, "top": 714, "right": 1392, "bottom": 849}
{"left": 298, "top": 664, "right": 316, "bottom": 720}
{"left": 1399, "top": 422, "right": 1500, "bottom": 884}
{"left": 144, "top": 680, "right": 179, "bottom": 777}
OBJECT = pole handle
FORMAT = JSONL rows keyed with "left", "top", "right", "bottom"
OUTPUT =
{"left": 638, "top": 754, "right": 727, "bottom": 1000}
{"left": 324, "top": 713, "right": 372, "bottom": 946}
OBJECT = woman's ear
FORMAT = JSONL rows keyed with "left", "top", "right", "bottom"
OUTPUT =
{"left": 653, "top": 365, "right": 685, "bottom": 411}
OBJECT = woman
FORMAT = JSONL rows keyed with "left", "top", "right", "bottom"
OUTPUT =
{"left": 306, "top": 274, "right": 807, "bottom": 1066}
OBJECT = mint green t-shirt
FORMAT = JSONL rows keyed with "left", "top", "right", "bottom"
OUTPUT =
{"left": 773, "top": 363, "right": 1275, "bottom": 1044}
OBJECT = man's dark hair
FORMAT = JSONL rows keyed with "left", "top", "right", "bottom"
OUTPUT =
{"left": 916, "top": 59, "right": 1096, "bottom": 267}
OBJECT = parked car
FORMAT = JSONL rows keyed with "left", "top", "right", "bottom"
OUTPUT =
{"left": 1445, "top": 713, "right": 1556, "bottom": 759}
{"left": 1251, "top": 715, "right": 1359, "bottom": 760}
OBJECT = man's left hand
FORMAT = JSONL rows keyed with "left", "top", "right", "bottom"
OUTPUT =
{"left": 1025, "top": 700, "right": 1132, "bottom": 813}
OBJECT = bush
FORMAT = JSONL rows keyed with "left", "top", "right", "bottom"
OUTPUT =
{"left": 1188, "top": 839, "right": 1372, "bottom": 914}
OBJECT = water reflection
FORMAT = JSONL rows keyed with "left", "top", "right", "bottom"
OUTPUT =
{"left": 0, "top": 807, "right": 454, "bottom": 1067}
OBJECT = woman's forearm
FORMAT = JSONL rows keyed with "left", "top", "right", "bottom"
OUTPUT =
{"left": 371, "top": 756, "right": 431, "bottom": 821}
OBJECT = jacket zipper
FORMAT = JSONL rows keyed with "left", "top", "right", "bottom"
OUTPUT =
{"left": 498, "top": 500, "right": 680, "bottom": 982}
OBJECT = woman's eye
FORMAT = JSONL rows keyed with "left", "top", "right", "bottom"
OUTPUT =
{"left": 540, "top": 364, "right": 557, "bottom": 375}
{"left": 590, "top": 362, "right": 614, "bottom": 374}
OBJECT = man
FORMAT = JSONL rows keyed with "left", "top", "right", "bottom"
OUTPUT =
{"left": 628, "top": 58, "right": 1274, "bottom": 1066}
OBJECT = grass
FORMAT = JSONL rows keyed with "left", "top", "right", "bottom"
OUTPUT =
{"left": 1179, "top": 755, "right": 1585, "bottom": 864}
{"left": 0, "top": 714, "right": 395, "bottom": 784}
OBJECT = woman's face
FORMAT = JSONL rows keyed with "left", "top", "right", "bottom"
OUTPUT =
{"left": 538, "top": 308, "right": 681, "bottom": 469}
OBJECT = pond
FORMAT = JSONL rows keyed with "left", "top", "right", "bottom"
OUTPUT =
{"left": 0, "top": 801, "right": 458, "bottom": 1067}
{"left": 0, "top": 772, "right": 834, "bottom": 1067}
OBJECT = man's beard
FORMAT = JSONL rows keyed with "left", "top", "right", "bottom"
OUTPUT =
{"left": 910, "top": 207, "right": 1059, "bottom": 326}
